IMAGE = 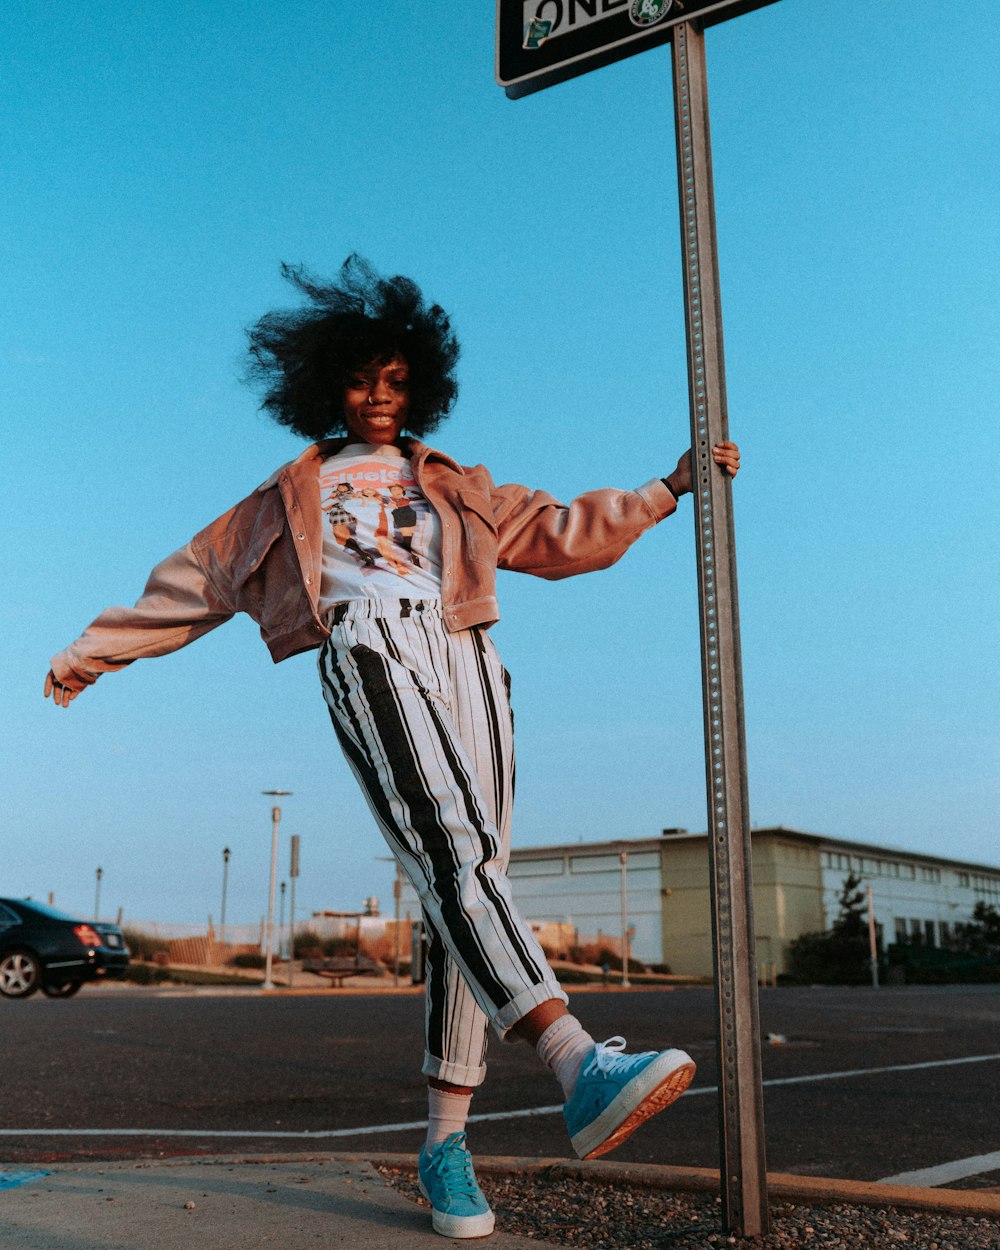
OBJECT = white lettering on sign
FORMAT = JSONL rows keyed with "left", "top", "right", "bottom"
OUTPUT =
{"left": 522, "top": 0, "right": 628, "bottom": 43}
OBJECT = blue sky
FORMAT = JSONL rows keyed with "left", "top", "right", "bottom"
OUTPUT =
{"left": 3, "top": 2, "right": 997, "bottom": 928}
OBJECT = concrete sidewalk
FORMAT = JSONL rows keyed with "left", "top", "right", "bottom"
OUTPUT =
{"left": 2, "top": 1152, "right": 997, "bottom": 1250}
{"left": 0, "top": 1156, "right": 561, "bottom": 1250}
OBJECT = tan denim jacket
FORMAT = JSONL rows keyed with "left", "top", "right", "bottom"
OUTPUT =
{"left": 50, "top": 438, "right": 677, "bottom": 692}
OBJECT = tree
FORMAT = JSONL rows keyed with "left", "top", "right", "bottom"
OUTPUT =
{"left": 954, "top": 902, "right": 1000, "bottom": 958}
{"left": 788, "top": 873, "right": 872, "bottom": 985}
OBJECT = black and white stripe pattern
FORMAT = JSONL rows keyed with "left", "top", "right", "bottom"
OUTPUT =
{"left": 317, "top": 599, "right": 566, "bottom": 1087}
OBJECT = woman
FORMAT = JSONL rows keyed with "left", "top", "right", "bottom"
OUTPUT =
{"left": 45, "top": 256, "right": 740, "bottom": 1241}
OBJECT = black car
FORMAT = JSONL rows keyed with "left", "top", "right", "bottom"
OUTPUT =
{"left": 0, "top": 898, "right": 130, "bottom": 998}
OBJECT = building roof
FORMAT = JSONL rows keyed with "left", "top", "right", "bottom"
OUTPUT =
{"left": 509, "top": 826, "right": 1000, "bottom": 875}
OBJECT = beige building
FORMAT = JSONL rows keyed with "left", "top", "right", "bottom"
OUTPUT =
{"left": 500, "top": 827, "right": 1000, "bottom": 978}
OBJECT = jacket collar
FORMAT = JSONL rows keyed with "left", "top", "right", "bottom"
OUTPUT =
{"left": 255, "top": 436, "right": 463, "bottom": 492}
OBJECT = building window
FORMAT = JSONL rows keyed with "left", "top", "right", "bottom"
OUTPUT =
{"left": 919, "top": 867, "right": 941, "bottom": 884}
{"left": 957, "top": 872, "right": 970, "bottom": 887}
{"left": 508, "top": 858, "right": 564, "bottom": 878}
{"left": 909, "top": 919, "right": 922, "bottom": 941}
{"left": 894, "top": 918, "right": 908, "bottom": 943}
{"left": 569, "top": 851, "right": 659, "bottom": 874}
{"left": 924, "top": 920, "right": 936, "bottom": 947}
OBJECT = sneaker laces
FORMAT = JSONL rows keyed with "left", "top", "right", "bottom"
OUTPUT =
{"left": 426, "top": 1132, "right": 480, "bottom": 1197}
{"left": 587, "top": 1036, "right": 658, "bottom": 1078}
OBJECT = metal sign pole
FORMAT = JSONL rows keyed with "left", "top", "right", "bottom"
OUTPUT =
{"left": 670, "top": 20, "right": 769, "bottom": 1237}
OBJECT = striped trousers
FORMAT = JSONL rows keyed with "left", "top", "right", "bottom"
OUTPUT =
{"left": 317, "top": 599, "right": 567, "bottom": 1087}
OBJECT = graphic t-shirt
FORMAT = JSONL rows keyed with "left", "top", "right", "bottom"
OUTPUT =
{"left": 317, "top": 443, "right": 443, "bottom": 611}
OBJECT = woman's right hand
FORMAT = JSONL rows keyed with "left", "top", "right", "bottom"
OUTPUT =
{"left": 44, "top": 671, "right": 80, "bottom": 708}
{"left": 666, "top": 441, "right": 741, "bottom": 497}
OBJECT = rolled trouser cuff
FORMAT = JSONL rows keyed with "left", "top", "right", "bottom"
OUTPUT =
{"left": 494, "top": 981, "right": 569, "bottom": 1040}
{"left": 422, "top": 1050, "right": 488, "bottom": 1087}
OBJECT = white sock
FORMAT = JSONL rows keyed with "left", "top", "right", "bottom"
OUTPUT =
{"left": 426, "top": 1087, "right": 473, "bottom": 1149}
{"left": 536, "top": 1015, "right": 595, "bottom": 1099}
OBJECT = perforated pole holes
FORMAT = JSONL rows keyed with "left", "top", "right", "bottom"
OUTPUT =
{"left": 671, "top": 21, "right": 769, "bottom": 1237}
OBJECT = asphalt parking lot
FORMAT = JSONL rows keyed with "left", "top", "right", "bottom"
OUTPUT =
{"left": 2, "top": 983, "right": 998, "bottom": 1189}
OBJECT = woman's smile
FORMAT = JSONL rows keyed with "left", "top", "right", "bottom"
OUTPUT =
{"left": 342, "top": 356, "right": 410, "bottom": 445}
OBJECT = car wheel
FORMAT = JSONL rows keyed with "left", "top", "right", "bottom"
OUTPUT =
{"left": 41, "top": 979, "right": 83, "bottom": 998}
{"left": 0, "top": 950, "right": 42, "bottom": 998}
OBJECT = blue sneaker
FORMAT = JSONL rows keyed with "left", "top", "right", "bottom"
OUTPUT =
{"left": 563, "top": 1035, "right": 696, "bottom": 1160}
{"left": 418, "top": 1131, "right": 496, "bottom": 1239}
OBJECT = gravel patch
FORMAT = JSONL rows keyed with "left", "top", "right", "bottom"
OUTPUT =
{"left": 375, "top": 1167, "right": 1000, "bottom": 1249}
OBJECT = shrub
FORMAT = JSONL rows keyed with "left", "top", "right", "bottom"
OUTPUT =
{"left": 787, "top": 874, "right": 872, "bottom": 985}
{"left": 123, "top": 963, "right": 169, "bottom": 985}
{"left": 122, "top": 928, "right": 169, "bottom": 963}
{"left": 232, "top": 953, "right": 265, "bottom": 969}
{"left": 292, "top": 929, "right": 326, "bottom": 958}
{"left": 594, "top": 946, "right": 647, "bottom": 975}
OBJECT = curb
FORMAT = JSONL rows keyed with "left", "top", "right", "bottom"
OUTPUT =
{"left": 143, "top": 1152, "right": 1000, "bottom": 1220}
{"left": 363, "top": 1154, "right": 1000, "bottom": 1220}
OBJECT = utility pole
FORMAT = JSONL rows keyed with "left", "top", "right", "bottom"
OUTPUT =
{"left": 619, "top": 848, "right": 631, "bottom": 988}
{"left": 260, "top": 791, "right": 292, "bottom": 990}
{"left": 220, "top": 847, "right": 231, "bottom": 947}
{"left": 866, "top": 883, "right": 880, "bottom": 988}
{"left": 288, "top": 835, "right": 300, "bottom": 988}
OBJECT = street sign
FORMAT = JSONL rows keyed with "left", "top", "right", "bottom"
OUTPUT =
{"left": 496, "top": 0, "right": 778, "bottom": 97}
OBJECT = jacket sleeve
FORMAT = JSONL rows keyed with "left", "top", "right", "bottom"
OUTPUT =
{"left": 489, "top": 474, "right": 678, "bottom": 580}
{"left": 49, "top": 540, "right": 236, "bottom": 692}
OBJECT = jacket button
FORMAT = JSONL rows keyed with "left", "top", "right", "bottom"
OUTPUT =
{"left": 297, "top": 533, "right": 305, "bottom": 540}
{"left": 306, "top": 576, "right": 313, "bottom": 584}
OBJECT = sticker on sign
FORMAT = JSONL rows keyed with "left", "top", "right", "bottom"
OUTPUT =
{"left": 497, "top": 0, "right": 780, "bottom": 97}
{"left": 523, "top": 0, "right": 673, "bottom": 48}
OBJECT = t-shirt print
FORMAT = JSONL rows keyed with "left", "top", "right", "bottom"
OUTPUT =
{"left": 317, "top": 447, "right": 443, "bottom": 608}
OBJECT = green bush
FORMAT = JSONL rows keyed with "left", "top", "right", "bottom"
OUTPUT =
{"left": 787, "top": 874, "right": 872, "bottom": 985}
{"left": 594, "top": 947, "right": 647, "bottom": 975}
{"left": 555, "top": 967, "right": 598, "bottom": 984}
{"left": 293, "top": 928, "right": 326, "bottom": 957}
{"left": 122, "top": 928, "right": 169, "bottom": 963}
{"left": 887, "top": 943, "right": 1000, "bottom": 985}
{"left": 123, "top": 962, "right": 170, "bottom": 985}
{"left": 166, "top": 968, "right": 264, "bottom": 986}
{"left": 232, "top": 953, "right": 265, "bottom": 969}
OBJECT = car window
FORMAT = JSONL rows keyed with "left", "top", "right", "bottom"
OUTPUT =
{"left": 10, "top": 900, "right": 81, "bottom": 923}
{"left": 0, "top": 903, "right": 22, "bottom": 930}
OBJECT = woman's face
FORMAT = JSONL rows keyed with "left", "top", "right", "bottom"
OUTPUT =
{"left": 342, "top": 355, "right": 410, "bottom": 445}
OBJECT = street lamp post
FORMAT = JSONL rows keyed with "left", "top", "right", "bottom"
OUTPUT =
{"left": 618, "top": 849, "right": 630, "bottom": 989}
{"left": 260, "top": 791, "right": 293, "bottom": 990}
{"left": 377, "top": 856, "right": 404, "bottom": 987}
{"left": 220, "top": 847, "right": 231, "bottom": 947}
{"left": 288, "top": 835, "right": 300, "bottom": 989}
{"left": 866, "top": 884, "right": 880, "bottom": 989}
{"left": 94, "top": 866, "right": 103, "bottom": 922}
{"left": 279, "top": 881, "right": 287, "bottom": 960}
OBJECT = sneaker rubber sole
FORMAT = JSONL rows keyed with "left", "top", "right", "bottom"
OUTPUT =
{"left": 570, "top": 1050, "right": 696, "bottom": 1161}
{"left": 418, "top": 1178, "right": 496, "bottom": 1239}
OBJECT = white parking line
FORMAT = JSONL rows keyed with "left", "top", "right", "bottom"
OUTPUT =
{"left": 2, "top": 1052, "right": 998, "bottom": 1141}
{"left": 878, "top": 1150, "right": 1000, "bottom": 1187}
